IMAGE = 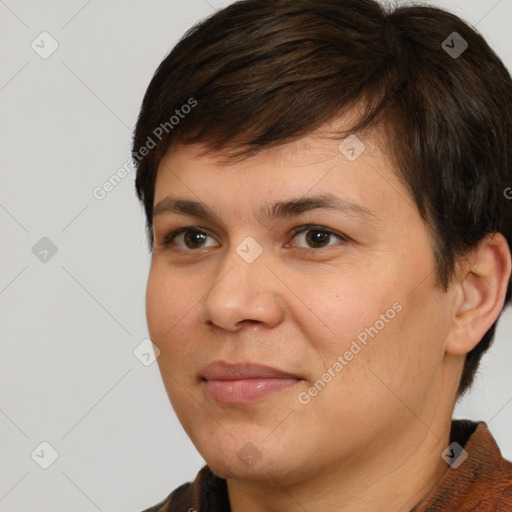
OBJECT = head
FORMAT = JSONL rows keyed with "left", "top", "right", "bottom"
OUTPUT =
{"left": 133, "top": 0, "right": 512, "bottom": 487}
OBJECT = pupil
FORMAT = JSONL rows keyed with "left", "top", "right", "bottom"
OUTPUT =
{"left": 307, "top": 230, "right": 329, "bottom": 248}
{"left": 186, "top": 231, "right": 206, "bottom": 248}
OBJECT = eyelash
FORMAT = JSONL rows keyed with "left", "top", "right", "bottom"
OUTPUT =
{"left": 158, "top": 225, "right": 349, "bottom": 252}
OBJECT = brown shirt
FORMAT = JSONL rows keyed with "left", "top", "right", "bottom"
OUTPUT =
{"left": 142, "top": 420, "right": 512, "bottom": 512}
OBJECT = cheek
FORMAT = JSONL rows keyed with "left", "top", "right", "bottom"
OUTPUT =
{"left": 300, "top": 301, "right": 426, "bottom": 439}
{"left": 146, "top": 263, "right": 192, "bottom": 341}
{"left": 145, "top": 268, "right": 169, "bottom": 341}
{"left": 146, "top": 267, "right": 199, "bottom": 411}
{"left": 146, "top": 266, "right": 189, "bottom": 374}
{"left": 301, "top": 273, "right": 399, "bottom": 357}
{"left": 304, "top": 271, "right": 428, "bottom": 390}
{"left": 145, "top": 264, "right": 204, "bottom": 374}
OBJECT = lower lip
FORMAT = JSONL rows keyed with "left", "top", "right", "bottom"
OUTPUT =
{"left": 203, "top": 378, "right": 300, "bottom": 404}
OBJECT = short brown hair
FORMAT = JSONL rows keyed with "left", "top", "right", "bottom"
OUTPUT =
{"left": 132, "top": 0, "right": 512, "bottom": 396}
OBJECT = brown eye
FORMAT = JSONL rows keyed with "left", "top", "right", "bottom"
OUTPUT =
{"left": 161, "top": 228, "right": 219, "bottom": 250}
{"left": 289, "top": 226, "right": 348, "bottom": 250}
{"left": 182, "top": 230, "right": 208, "bottom": 249}
{"left": 304, "top": 230, "right": 332, "bottom": 248}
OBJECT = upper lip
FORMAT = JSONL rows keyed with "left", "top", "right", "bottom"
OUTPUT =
{"left": 200, "top": 360, "right": 301, "bottom": 381}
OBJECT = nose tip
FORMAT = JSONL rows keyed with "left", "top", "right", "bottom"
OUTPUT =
{"left": 199, "top": 258, "right": 285, "bottom": 332}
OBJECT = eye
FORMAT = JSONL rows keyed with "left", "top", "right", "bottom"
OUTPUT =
{"left": 158, "top": 225, "right": 349, "bottom": 252}
{"left": 288, "top": 225, "right": 349, "bottom": 250}
{"left": 160, "top": 227, "right": 219, "bottom": 250}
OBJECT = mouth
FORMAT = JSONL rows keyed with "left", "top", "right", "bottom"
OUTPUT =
{"left": 199, "top": 360, "right": 303, "bottom": 404}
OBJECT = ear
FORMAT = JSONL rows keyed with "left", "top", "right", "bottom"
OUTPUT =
{"left": 446, "top": 232, "right": 511, "bottom": 356}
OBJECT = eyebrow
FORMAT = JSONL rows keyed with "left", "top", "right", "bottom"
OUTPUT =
{"left": 152, "top": 193, "right": 377, "bottom": 225}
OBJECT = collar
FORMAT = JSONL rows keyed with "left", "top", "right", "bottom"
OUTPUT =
{"left": 410, "top": 420, "right": 512, "bottom": 511}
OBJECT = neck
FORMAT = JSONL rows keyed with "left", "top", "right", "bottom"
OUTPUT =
{"left": 227, "top": 416, "right": 452, "bottom": 512}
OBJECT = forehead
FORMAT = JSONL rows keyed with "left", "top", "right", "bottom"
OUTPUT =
{"left": 152, "top": 121, "right": 413, "bottom": 229}
{"left": 163, "top": 115, "right": 389, "bottom": 168}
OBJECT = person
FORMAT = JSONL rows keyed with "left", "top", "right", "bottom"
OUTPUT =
{"left": 132, "top": 0, "right": 512, "bottom": 510}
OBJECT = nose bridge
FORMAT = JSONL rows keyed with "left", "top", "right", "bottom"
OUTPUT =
{"left": 200, "top": 235, "right": 283, "bottom": 330}
{"left": 215, "top": 233, "right": 269, "bottom": 291}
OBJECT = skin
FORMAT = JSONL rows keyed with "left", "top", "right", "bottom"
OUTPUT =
{"left": 146, "top": 120, "right": 511, "bottom": 512}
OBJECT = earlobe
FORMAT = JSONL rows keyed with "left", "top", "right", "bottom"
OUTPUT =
{"left": 446, "top": 233, "right": 511, "bottom": 356}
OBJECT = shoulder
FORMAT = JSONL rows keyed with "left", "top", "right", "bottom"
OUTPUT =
{"left": 138, "top": 464, "right": 226, "bottom": 512}
{"left": 471, "top": 421, "right": 512, "bottom": 510}
{"left": 494, "top": 454, "right": 512, "bottom": 511}
{"left": 139, "top": 481, "right": 194, "bottom": 512}
{"left": 495, "top": 484, "right": 512, "bottom": 511}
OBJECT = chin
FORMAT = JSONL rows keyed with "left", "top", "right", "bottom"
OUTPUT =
{"left": 206, "top": 455, "right": 281, "bottom": 482}
{"left": 197, "top": 433, "right": 304, "bottom": 483}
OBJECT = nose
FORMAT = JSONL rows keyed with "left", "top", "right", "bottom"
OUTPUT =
{"left": 198, "top": 243, "right": 285, "bottom": 332}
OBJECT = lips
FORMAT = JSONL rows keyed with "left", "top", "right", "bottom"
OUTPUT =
{"left": 199, "top": 360, "right": 303, "bottom": 404}
{"left": 200, "top": 360, "right": 301, "bottom": 381}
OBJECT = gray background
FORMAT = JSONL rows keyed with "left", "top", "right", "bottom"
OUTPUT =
{"left": 1, "top": 1, "right": 511, "bottom": 511}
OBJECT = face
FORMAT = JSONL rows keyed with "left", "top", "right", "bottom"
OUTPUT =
{"left": 146, "top": 124, "right": 458, "bottom": 487}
